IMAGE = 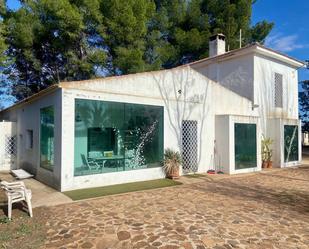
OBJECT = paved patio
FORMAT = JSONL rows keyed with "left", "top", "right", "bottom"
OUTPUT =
{"left": 35, "top": 166, "right": 309, "bottom": 249}
{"left": 0, "top": 171, "right": 72, "bottom": 208}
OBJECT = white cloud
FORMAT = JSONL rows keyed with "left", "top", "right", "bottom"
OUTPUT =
{"left": 265, "top": 33, "right": 308, "bottom": 52}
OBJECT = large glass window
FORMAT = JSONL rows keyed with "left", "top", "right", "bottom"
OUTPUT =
{"left": 40, "top": 106, "right": 55, "bottom": 170}
{"left": 74, "top": 99, "right": 164, "bottom": 176}
{"left": 284, "top": 125, "right": 298, "bottom": 162}
{"left": 234, "top": 123, "right": 257, "bottom": 170}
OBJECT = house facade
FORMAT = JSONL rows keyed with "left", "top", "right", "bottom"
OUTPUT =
{"left": 0, "top": 35, "right": 304, "bottom": 191}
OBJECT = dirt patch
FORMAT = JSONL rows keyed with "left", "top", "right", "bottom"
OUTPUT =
{"left": 0, "top": 204, "right": 46, "bottom": 249}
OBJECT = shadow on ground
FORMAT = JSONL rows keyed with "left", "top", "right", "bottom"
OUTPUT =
{"left": 189, "top": 167, "right": 309, "bottom": 215}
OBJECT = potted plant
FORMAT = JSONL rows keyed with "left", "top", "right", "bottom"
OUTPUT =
{"left": 266, "top": 148, "right": 273, "bottom": 168}
{"left": 261, "top": 137, "right": 273, "bottom": 168}
{"left": 163, "top": 148, "right": 182, "bottom": 179}
{"left": 261, "top": 148, "right": 268, "bottom": 168}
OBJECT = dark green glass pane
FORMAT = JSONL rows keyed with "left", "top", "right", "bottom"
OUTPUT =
{"left": 284, "top": 125, "right": 298, "bottom": 162}
{"left": 40, "top": 106, "right": 54, "bottom": 170}
{"left": 234, "top": 123, "right": 257, "bottom": 170}
{"left": 74, "top": 99, "right": 163, "bottom": 176}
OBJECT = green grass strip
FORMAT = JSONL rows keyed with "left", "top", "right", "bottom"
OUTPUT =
{"left": 184, "top": 173, "right": 206, "bottom": 178}
{"left": 64, "top": 179, "right": 182, "bottom": 201}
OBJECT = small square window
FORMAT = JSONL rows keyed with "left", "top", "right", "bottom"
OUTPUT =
{"left": 26, "top": 129, "right": 33, "bottom": 149}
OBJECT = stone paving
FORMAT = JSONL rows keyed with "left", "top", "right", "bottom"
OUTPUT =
{"left": 0, "top": 171, "right": 72, "bottom": 208}
{"left": 39, "top": 166, "right": 309, "bottom": 249}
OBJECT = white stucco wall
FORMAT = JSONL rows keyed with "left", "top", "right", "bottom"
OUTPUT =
{"left": 0, "top": 90, "right": 62, "bottom": 189}
{"left": 254, "top": 54, "right": 301, "bottom": 167}
{"left": 60, "top": 66, "right": 256, "bottom": 191}
{"left": 254, "top": 54, "right": 299, "bottom": 129}
{"left": 192, "top": 54, "right": 254, "bottom": 101}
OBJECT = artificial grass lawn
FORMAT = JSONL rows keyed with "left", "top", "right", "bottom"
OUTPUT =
{"left": 184, "top": 173, "right": 206, "bottom": 178}
{"left": 64, "top": 179, "right": 182, "bottom": 201}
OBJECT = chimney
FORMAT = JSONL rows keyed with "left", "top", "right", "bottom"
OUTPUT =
{"left": 209, "top": 33, "right": 226, "bottom": 57}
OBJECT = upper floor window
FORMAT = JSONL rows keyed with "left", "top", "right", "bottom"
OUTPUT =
{"left": 274, "top": 73, "right": 283, "bottom": 108}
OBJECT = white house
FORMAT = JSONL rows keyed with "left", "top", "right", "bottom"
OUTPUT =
{"left": 0, "top": 34, "right": 304, "bottom": 191}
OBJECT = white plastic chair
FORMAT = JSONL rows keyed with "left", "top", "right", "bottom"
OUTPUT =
{"left": 0, "top": 181, "right": 33, "bottom": 220}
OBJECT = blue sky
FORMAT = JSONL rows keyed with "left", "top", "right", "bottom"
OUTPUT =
{"left": 7, "top": 0, "right": 308, "bottom": 80}
{"left": 5, "top": 0, "right": 309, "bottom": 87}
{"left": 252, "top": 0, "right": 309, "bottom": 82}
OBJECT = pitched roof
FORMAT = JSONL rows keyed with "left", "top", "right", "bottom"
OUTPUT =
{"left": 187, "top": 42, "right": 304, "bottom": 68}
{"left": 0, "top": 43, "right": 305, "bottom": 113}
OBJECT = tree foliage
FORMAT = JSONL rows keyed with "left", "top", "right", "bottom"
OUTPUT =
{"left": 2, "top": 0, "right": 106, "bottom": 100}
{"left": 299, "top": 80, "right": 309, "bottom": 132}
{"left": 0, "top": 0, "right": 273, "bottom": 101}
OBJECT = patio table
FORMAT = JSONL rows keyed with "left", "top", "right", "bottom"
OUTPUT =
{"left": 89, "top": 155, "right": 125, "bottom": 171}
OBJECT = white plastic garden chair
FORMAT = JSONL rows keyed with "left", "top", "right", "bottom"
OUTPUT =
{"left": 0, "top": 181, "right": 33, "bottom": 220}
{"left": 81, "top": 154, "right": 101, "bottom": 170}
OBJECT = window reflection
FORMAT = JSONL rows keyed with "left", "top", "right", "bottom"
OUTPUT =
{"left": 74, "top": 99, "right": 164, "bottom": 176}
{"left": 40, "top": 106, "right": 55, "bottom": 170}
{"left": 234, "top": 123, "right": 257, "bottom": 170}
{"left": 284, "top": 125, "right": 298, "bottom": 162}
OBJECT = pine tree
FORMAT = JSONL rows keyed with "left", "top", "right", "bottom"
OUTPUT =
{"left": 0, "top": 0, "right": 273, "bottom": 101}
{"left": 151, "top": 0, "right": 273, "bottom": 67}
{"left": 299, "top": 80, "right": 309, "bottom": 131}
{"left": 100, "top": 0, "right": 156, "bottom": 74}
{"left": 4, "top": 0, "right": 106, "bottom": 100}
{"left": 0, "top": 0, "right": 7, "bottom": 66}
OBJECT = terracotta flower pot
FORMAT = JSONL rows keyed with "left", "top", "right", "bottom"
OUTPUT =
{"left": 267, "top": 161, "right": 273, "bottom": 168}
{"left": 167, "top": 167, "right": 180, "bottom": 179}
{"left": 262, "top": 161, "right": 268, "bottom": 168}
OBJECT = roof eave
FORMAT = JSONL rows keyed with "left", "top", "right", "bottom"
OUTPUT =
{"left": 189, "top": 43, "right": 305, "bottom": 69}
{"left": 255, "top": 45, "right": 305, "bottom": 68}
{"left": 0, "top": 84, "right": 59, "bottom": 114}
